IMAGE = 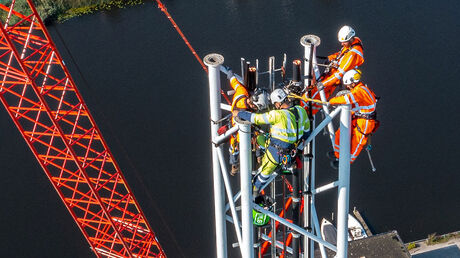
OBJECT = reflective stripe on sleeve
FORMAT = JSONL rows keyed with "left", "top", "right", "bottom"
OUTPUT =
{"left": 351, "top": 48, "right": 364, "bottom": 58}
{"left": 361, "top": 85, "right": 376, "bottom": 103}
{"left": 349, "top": 92, "right": 358, "bottom": 104}
{"left": 262, "top": 113, "right": 269, "bottom": 124}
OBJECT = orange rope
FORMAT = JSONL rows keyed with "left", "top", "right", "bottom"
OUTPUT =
{"left": 153, "top": 1, "right": 232, "bottom": 104}
{"left": 155, "top": 1, "right": 207, "bottom": 72}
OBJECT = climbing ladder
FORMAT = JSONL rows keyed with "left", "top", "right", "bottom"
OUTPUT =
{"left": 0, "top": 1, "right": 164, "bottom": 257}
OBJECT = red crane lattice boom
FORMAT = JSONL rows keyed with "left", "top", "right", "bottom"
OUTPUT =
{"left": 0, "top": 1, "right": 165, "bottom": 257}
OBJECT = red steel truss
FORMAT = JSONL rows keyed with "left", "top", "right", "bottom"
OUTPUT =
{"left": 0, "top": 1, "right": 165, "bottom": 257}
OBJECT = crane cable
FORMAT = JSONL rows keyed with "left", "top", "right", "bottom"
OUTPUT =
{"left": 153, "top": 0, "right": 232, "bottom": 105}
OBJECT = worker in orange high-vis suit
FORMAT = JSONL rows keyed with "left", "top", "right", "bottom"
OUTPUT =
{"left": 303, "top": 25, "right": 364, "bottom": 116}
{"left": 226, "top": 69, "right": 269, "bottom": 175}
{"left": 329, "top": 69, "right": 378, "bottom": 168}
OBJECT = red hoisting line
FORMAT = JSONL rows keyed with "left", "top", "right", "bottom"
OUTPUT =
{"left": 153, "top": 0, "right": 232, "bottom": 105}
{"left": 155, "top": 1, "right": 207, "bottom": 72}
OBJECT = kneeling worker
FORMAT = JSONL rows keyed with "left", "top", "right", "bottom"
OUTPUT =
{"left": 233, "top": 89, "right": 310, "bottom": 196}
{"left": 329, "top": 69, "right": 378, "bottom": 166}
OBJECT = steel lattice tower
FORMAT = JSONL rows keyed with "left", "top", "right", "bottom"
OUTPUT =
{"left": 0, "top": 1, "right": 165, "bottom": 257}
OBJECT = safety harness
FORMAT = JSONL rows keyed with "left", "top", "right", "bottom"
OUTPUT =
{"left": 354, "top": 111, "right": 380, "bottom": 136}
{"left": 335, "top": 40, "right": 364, "bottom": 61}
{"left": 279, "top": 106, "right": 302, "bottom": 173}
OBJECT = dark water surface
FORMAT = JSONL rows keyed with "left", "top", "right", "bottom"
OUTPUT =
{"left": 0, "top": 0, "right": 459, "bottom": 257}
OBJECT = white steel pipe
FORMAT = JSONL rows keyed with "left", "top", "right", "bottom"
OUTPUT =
{"left": 237, "top": 119, "right": 254, "bottom": 258}
{"left": 253, "top": 205, "right": 337, "bottom": 252}
{"left": 301, "top": 35, "right": 335, "bottom": 147}
{"left": 313, "top": 181, "right": 339, "bottom": 194}
{"left": 260, "top": 234, "right": 293, "bottom": 254}
{"left": 305, "top": 106, "right": 342, "bottom": 144}
{"left": 311, "top": 205, "right": 328, "bottom": 258}
{"left": 213, "top": 125, "right": 239, "bottom": 145}
{"left": 301, "top": 35, "right": 319, "bottom": 258}
{"left": 216, "top": 147, "right": 243, "bottom": 250}
{"left": 204, "top": 53, "right": 227, "bottom": 258}
{"left": 225, "top": 191, "right": 241, "bottom": 212}
{"left": 220, "top": 103, "right": 231, "bottom": 111}
{"left": 309, "top": 121, "right": 317, "bottom": 258}
{"left": 336, "top": 104, "right": 352, "bottom": 258}
{"left": 301, "top": 35, "right": 320, "bottom": 87}
{"left": 269, "top": 56, "right": 275, "bottom": 91}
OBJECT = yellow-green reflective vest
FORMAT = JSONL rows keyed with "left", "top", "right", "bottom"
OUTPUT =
{"left": 250, "top": 106, "right": 310, "bottom": 144}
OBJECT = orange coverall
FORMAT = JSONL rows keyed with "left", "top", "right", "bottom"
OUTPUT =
{"left": 229, "top": 76, "right": 249, "bottom": 151}
{"left": 302, "top": 37, "right": 364, "bottom": 116}
{"left": 329, "top": 82, "right": 377, "bottom": 162}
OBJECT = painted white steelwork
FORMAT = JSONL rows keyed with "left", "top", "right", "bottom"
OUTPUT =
{"left": 336, "top": 104, "right": 352, "bottom": 258}
{"left": 204, "top": 53, "right": 227, "bottom": 258}
{"left": 301, "top": 35, "right": 335, "bottom": 147}
{"left": 237, "top": 119, "right": 254, "bottom": 258}
{"left": 205, "top": 45, "right": 353, "bottom": 258}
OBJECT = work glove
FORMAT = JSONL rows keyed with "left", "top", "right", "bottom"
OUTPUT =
{"left": 227, "top": 69, "right": 234, "bottom": 80}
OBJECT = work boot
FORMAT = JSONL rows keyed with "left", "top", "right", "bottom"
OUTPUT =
{"left": 330, "top": 160, "right": 339, "bottom": 170}
{"left": 326, "top": 151, "right": 336, "bottom": 160}
{"left": 231, "top": 165, "right": 239, "bottom": 176}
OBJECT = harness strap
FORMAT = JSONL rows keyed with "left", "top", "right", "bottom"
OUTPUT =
{"left": 336, "top": 41, "right": 364, "bottom": 61}
{"left": 288, "top": 107, "right": 301, "bottom": 143}
{"left": 354, "top": 111, "right": 377, "bottom": 120}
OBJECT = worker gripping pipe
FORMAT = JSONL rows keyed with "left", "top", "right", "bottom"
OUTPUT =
{"left": 301, "top": 35, "right": 336, "bottom": 149}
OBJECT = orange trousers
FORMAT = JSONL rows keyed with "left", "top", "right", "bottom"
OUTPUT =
{"left": 333, "top": 118, "right": 376, "bottom": 162}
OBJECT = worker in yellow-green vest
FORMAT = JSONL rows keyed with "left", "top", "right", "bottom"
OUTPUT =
{"left": 233, "top": 88, "right": 310, "bottom": 196}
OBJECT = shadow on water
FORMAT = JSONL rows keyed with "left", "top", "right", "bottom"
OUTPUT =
{"left": 0, "top": 0, "right": 459, "bottom": 257}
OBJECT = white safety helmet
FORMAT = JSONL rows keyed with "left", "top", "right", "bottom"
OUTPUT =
{"left": 338, "top": 25, "right": 355, "bottom": 42}
{"left": 251, "top": 89, "right": 270, "bottom": 111}
{"left": 342, "top": 69, "right": 362, "bottom": 85}
{"left": 270, "top": 88, "right": 287, "bottom": 104}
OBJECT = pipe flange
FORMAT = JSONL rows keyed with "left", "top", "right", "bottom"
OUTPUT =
{"left": 203, "top": 53, "right": 224, "bottom": 67}
{"left": 300, "top": 35, "right": 321, "bottom": 47}
{"left": 234, "top": 116, "right": 252, "bottom": 125}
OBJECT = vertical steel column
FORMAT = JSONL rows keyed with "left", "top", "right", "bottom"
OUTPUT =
{"left": 204, "top": 54, "right": 227, "bottom": 258}
{"left": 291, "top": 60, "right": 302, "bottom": 258}
{"left": 336, "top": 105, "right": 351, "bottom": 258}
{"left": 301, "top": 35, "right": 335, "bottom": 147}
{"left": 237, "top": 119, "right": 254, "bottom": 258}
{"left": 301, "top": 35, "right": 320, "bottom": 258}
{"left": 269, "top": 56, "right": 275, "bottom": 91}
{"left": 292, "top": 171, "right": 300, "bottom": 258}
{"left": 271, "top": 176, "right": 277, "bottom": 257}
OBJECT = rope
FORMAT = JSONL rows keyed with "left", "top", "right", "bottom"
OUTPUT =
{"left": 153, "top": 0, "right": 232, "bottom": 105}
{"left": 155, "top": 1, "right": 207, "bottom": 72}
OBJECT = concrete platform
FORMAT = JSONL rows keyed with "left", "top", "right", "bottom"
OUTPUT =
{"left": 314, "top": 230, "right": 410, "bottom": 257}
{"left": 409, "top": 234, "right": 460, "bottom": 258}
